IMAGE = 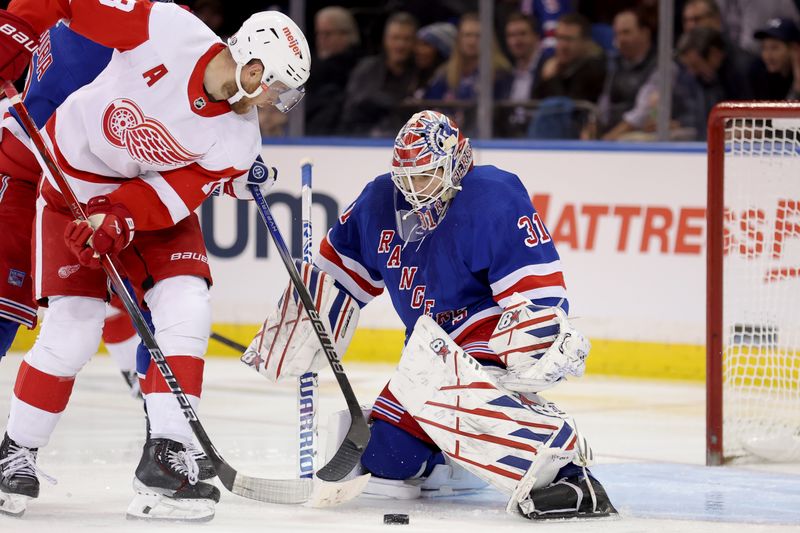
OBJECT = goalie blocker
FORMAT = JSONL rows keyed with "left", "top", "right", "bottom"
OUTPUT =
{"left": 241, "top": 261, "right": 359, "bottom": 381}
{"left": 387, "top": 315, "right": 616, "bottom": 520}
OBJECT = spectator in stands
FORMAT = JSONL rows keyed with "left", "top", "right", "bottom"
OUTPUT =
{"left": 682, "top": 0, "right": 724, "bottom": 33}
{"left": 425, "top": 13, "right": 512, "bottom": 100}
{"left": 532, "top": 13, "right": 606, "bottom": 103}
{"left": 717, "top": 0, "right": 800, "bottom": 55}
{"left": 340, "top": 12, "right": 419, "bottom": 137}
{"left": 412, "top": 22, "right": 456, "bottom": 98}
{"left": 598, "top": 8, "right": 657, "bottom": 140}
{"left": 423, "top": 12, "right": 512, "bottom": 135}
{"left": 675, "top": 26, "right": 755, "bottom": 140}
{"left": 752, "top": 18, "right": 800, "bottom": 99}
{"left": 495, "top": 11, "right": 543, "bottom": 137}
{"left": 305, "top": 6, "right": 362, "bottom": 135}
{"left": 516, "top": 0, "right": 574, "bottom": 61}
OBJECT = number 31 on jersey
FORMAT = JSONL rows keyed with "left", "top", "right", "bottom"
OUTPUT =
{"left": 517, "top": 213, "right": 551, "bottom": 248}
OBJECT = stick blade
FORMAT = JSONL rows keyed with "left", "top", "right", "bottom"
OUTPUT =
{"left": 217, "top": 462, "right": 312, "bottom": 504}
{"left": 316, "top": 418, "right": 370, "bottom": 482}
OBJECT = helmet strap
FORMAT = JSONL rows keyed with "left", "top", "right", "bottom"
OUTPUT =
{"left": 227, "top": 62, "right": 265, "bottom": 105}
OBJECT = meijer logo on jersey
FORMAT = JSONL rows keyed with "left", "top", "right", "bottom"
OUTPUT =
{"left": 283, "top": 26, "right": 303, "bottom": 58}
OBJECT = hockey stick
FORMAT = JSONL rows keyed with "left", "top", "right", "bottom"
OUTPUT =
{"left": 297, "top": 158, "right": 319, "bottom": 480}
{"left": 209, "top": 331, "right": 247, "bottom": 352}
{"left": 1, "top": 81, "right": 311, "bottom": 505}
{"left": 249, "top": 182, "right": 371, "bottom": 482}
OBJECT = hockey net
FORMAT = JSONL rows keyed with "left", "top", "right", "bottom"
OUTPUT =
{"left": 707, "top": 102, "right": 800, "bottom": 465}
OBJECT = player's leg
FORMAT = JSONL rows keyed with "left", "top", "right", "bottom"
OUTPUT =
{"left": 358, "top": 387, "right": 486, "bottom": 499}
{"left": 0, "top": 129, "right": 41, "bottom": 362}
{"left": 103, "top": 294, "right": 142, "bottom": 398}
{"left": 121, "top": 215, "right": 218, "bottom": 521}
{"left": 0, "top": 196, "right": 108, "bottom": 516}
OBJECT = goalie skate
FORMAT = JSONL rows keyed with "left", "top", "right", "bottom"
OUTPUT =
{"left": 126, "top": 438, "right": 220, "bottom": 522}
{"left": 518, "top": 472, "right": 618, "bottom": 520}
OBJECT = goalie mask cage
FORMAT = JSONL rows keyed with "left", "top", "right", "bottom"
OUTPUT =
{"left": 707, "top": 102, "right": 800, "bottom": 466}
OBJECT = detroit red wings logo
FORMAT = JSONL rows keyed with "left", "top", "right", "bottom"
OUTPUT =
{"left": 102, "top": 99, "right": 200, "bottom": 166}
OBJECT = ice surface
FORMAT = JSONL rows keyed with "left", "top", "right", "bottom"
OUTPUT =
{"left": 0, "top": 353, "right": 798, "bottom": 532}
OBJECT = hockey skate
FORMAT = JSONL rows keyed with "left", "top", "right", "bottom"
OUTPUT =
{"left": 518, "top": 472, "right": 618, "bottom": 520}
{"left": 0, "top": 433, "right": 56, "bottom": 517}
{"left": 142, "top": 404, "right": 215, "bottom": 481}
{"left": 186, "top": 442, "right": 216, "bottom": 481}
{"left": 126, "top": 438, "right": 220, "bottom": 522}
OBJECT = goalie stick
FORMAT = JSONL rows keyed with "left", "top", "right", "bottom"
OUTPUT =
{"left": 249, "top": 182, "right": 371, "bottom": 482}
{"left": 298, "top": 159, "right": 319, "bottom": 480}
{"left": 1, "top": 81, "right": 312, "bottom": 505}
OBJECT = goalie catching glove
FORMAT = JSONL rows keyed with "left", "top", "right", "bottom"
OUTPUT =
{"left": 241, "top": 261, "right": 359, "bottom": 381}
{"left": 488, "top": 293, "right": 589, "bottom": 392}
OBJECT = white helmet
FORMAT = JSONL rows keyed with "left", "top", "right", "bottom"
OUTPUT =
{"left": 227, "top": 11, "right": 311, "bottom": 112}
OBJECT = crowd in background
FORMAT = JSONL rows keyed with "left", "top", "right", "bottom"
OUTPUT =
{"left": 292, "top": 0, "right": 800, "bottom": 141}
{"left": 91, "top": 0, "right": 800, "bottom": 140}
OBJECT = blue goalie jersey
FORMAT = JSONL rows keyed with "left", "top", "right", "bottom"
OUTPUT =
{"left": 317, "top": 165, "right": 568, "bottom": 363}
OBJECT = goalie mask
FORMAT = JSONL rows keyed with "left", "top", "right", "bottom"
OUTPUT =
{"left": 227, "top": 11, "right": 311, "bottom": 112}
{"left": 391, "top": 110, "right": 473, "bottom": 233}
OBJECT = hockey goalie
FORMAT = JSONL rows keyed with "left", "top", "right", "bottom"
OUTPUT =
{"left": 243, "top": 110, "right": 617, "bottom": 520}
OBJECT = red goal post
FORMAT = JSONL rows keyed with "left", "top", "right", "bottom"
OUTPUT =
{"left": 707, "top": 102, "right": 800, "bottom": 466}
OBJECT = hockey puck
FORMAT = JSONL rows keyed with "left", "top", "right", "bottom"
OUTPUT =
{"left": 383, "top": 513, "right": 410, "bottom": 525}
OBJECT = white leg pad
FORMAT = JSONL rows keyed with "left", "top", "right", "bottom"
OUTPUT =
{"left": 389, "top": 316, "right": 577, "bottom": 498}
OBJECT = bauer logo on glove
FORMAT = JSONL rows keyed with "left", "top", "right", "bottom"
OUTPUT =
{"left": 488, "top": 293, "right": 590, "bottom": 393}
{"left": 429, "top": 338, "right": 451, "bottom": 361}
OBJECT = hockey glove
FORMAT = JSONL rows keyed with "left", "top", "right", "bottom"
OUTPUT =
{"left": 222, "top": 156, "right": 277, "bottom": 199}
{"left": 488, "top": 293, "right": 589, "bottom": 392}
{"left": 0, "top": 10, "right": 37, "bottom": 83}
{"left": 64, "top": 196, "right": 135, "bottom": 268}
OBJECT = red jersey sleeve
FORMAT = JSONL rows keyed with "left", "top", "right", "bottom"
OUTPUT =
{"left": 9, "top": 0, "right": 152, "bottom": 50}
{"left": 107, "top": 163, "right": 244, "bottom": 231}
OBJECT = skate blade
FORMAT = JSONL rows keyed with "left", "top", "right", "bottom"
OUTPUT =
{"left": 126, "top": 482, "right": 215, "bottom": 522}
{"left": 0, "top": 491, "right": 31, "bottom": 517}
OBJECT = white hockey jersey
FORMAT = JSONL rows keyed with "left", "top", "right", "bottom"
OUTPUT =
{"left": 10, "top": 0, "right": 261, "bottom": 230}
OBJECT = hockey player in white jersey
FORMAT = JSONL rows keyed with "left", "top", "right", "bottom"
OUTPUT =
{"left": 244, "top": 110, "right": 617, "bottom": 520}
{"left": 0, "top": 0, "right": 309, "bottom": 521}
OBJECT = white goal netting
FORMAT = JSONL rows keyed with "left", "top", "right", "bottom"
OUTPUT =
{"left": 721, "top": 117, "right": 800, "bottom": 462}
